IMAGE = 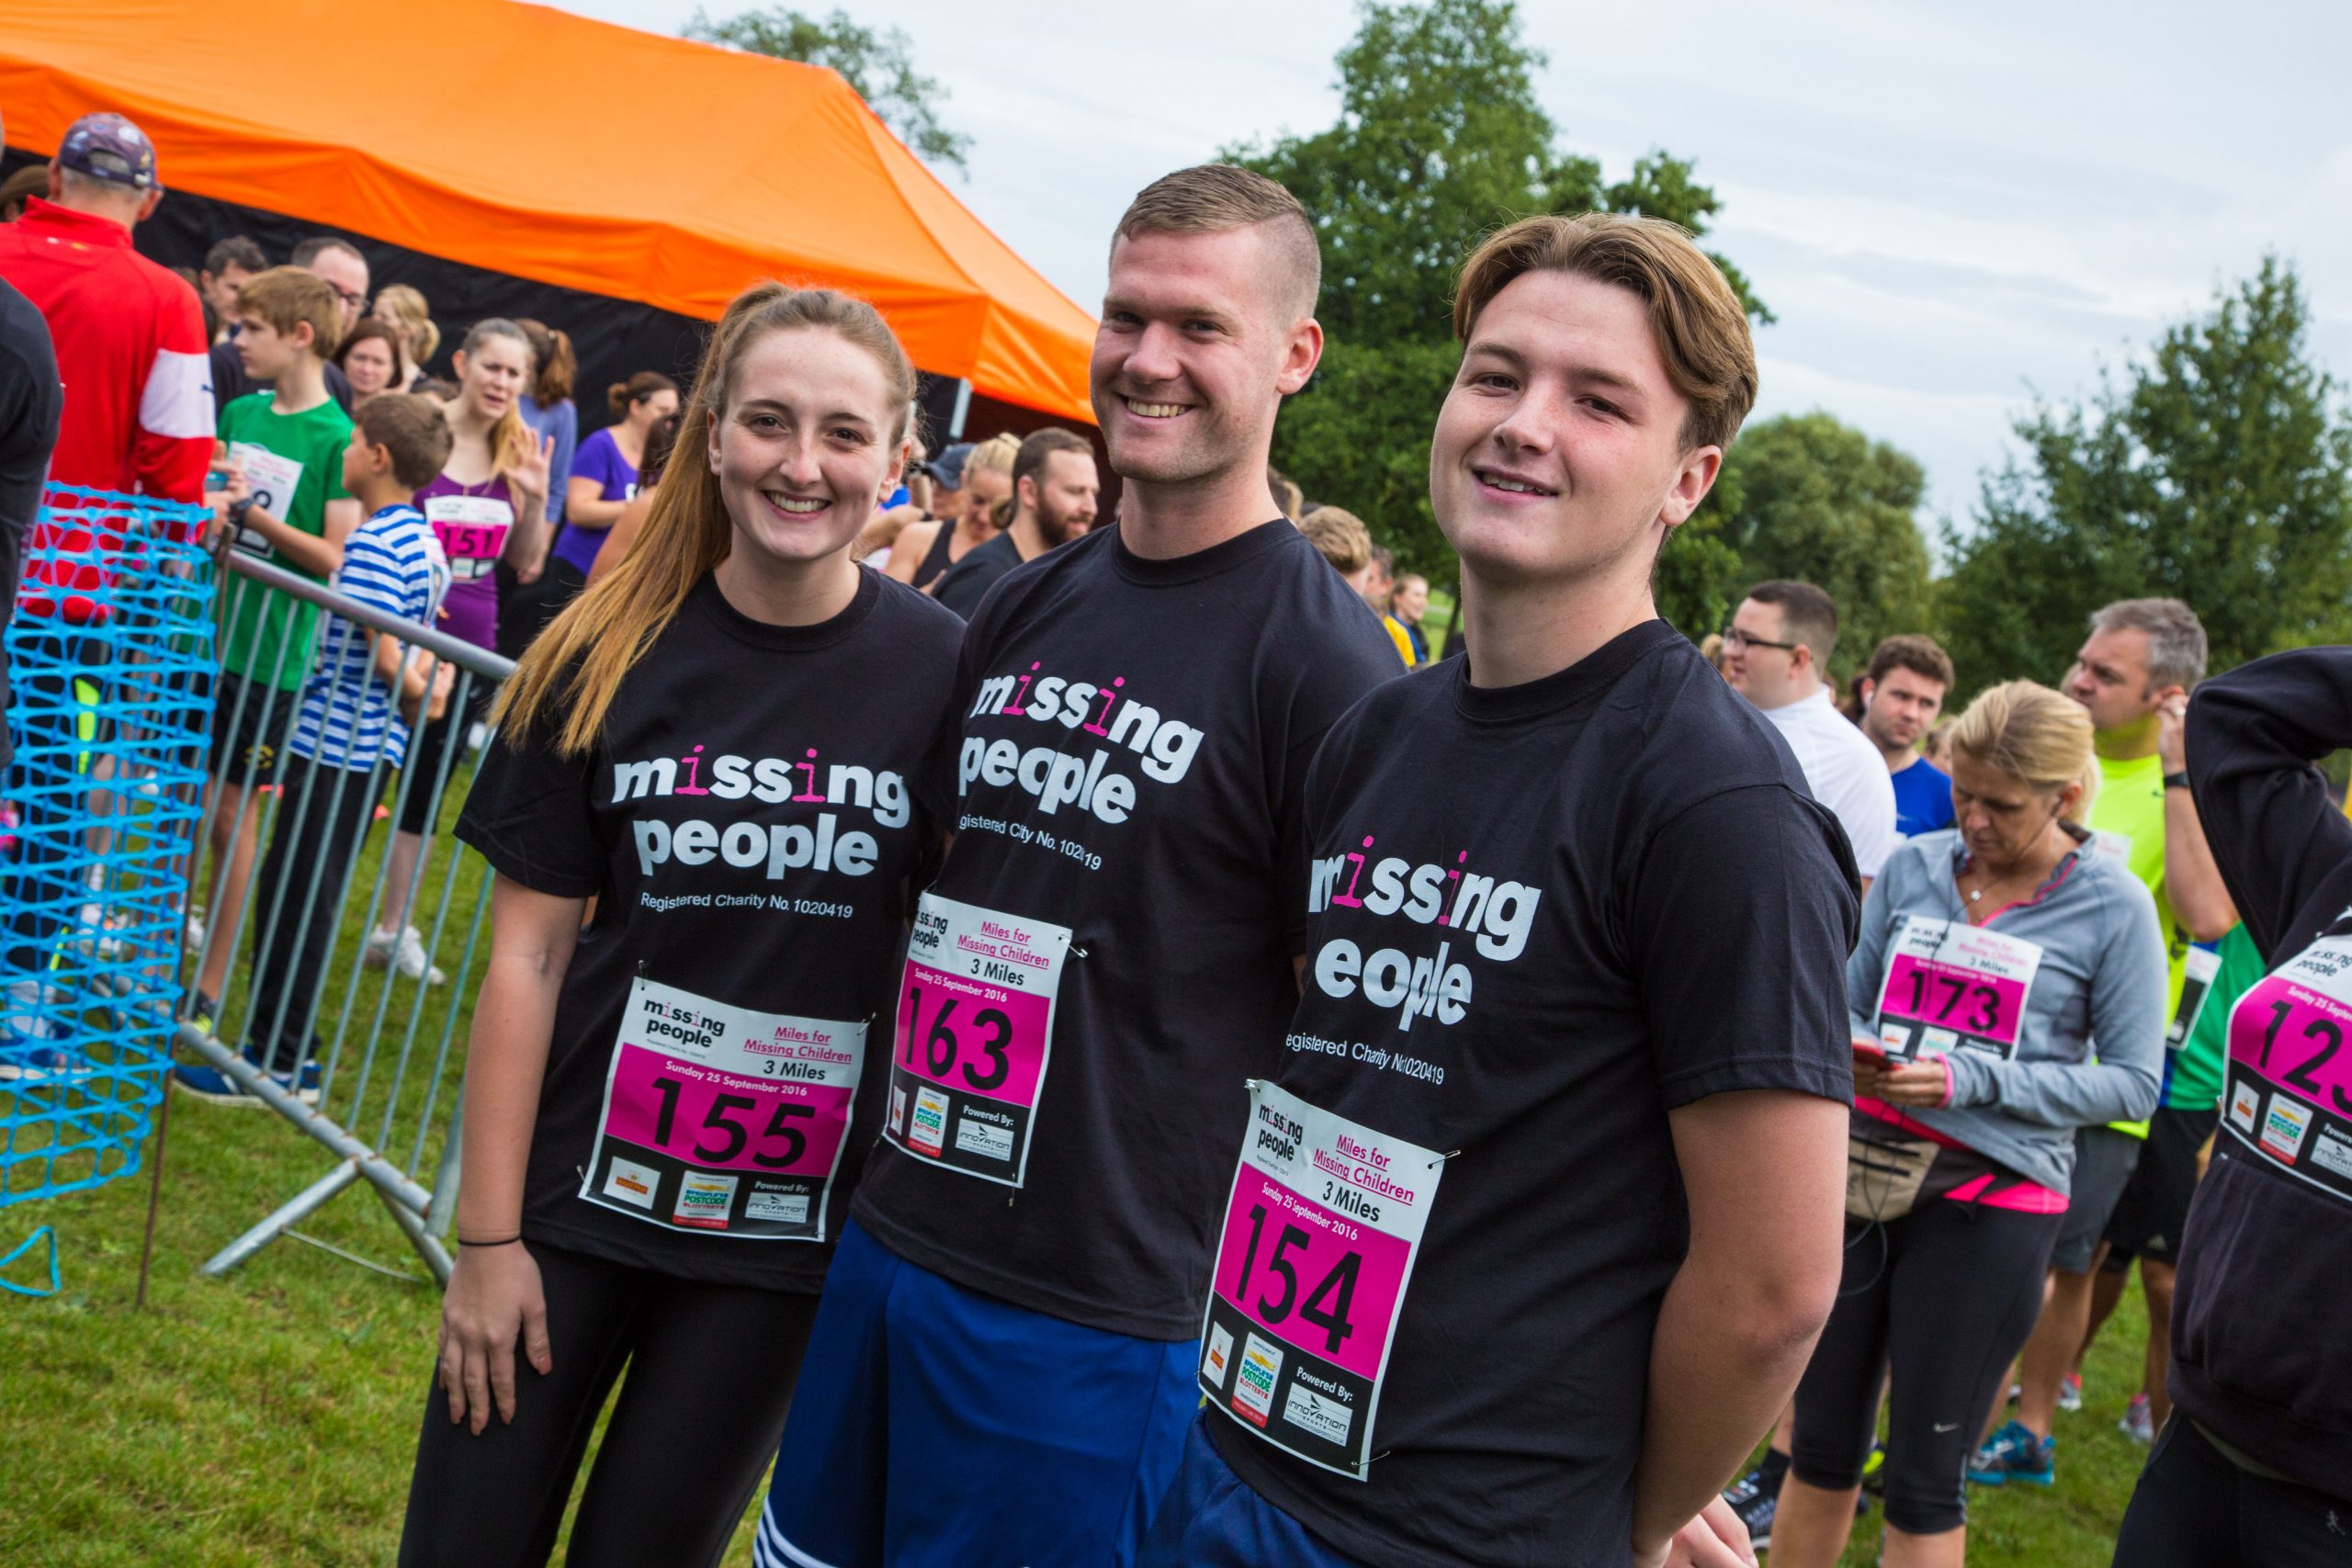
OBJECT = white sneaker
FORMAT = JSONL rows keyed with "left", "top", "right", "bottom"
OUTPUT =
{"left": 364, "top": 926, "right": 447, "bottom": 986}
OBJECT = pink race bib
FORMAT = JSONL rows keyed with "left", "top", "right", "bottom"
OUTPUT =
{"left": 581, "top": 977, "right": 865, "bottom": 1238}
{"left": 1199, "top": 1081, "right": 1443, "bottom": 1481}
{"left": 1872, "top": 915, "right": 2043, "bottom": 1063}
{"left": 881, "top": 894, "right": 1073, "bottom": 1187}
{"left": 2224, "top": 936, "right": 2352, "bottom": 1202}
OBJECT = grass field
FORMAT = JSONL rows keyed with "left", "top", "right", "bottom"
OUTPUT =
{"left": 0, "top": 757, "right": 2154, "bottom": 1566}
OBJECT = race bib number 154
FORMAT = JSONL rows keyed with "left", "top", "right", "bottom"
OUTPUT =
{"left": 1198, "top": 1080, "right": 1443, "bottom": 1481}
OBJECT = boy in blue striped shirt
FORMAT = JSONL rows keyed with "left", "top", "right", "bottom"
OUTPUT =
{"left": 176, "top": 395, "right": 455, "bottom": 1103}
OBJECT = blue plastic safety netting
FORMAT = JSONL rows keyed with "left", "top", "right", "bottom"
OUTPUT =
{"left": 1, "top": 485, "right": 213, "bottom": 1208}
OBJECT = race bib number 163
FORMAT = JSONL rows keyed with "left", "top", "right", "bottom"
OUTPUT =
{"left": 1198, "top": 1080, "right": 1443, "bottom": 1481}
{"left": 881, "top": 893, "right": 1073, "bottom": 1187}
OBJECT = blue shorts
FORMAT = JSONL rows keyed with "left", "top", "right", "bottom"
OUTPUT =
{"left": 1139, "top": 1416, "right": 1363, "bottom": 1568}
{"left": 754, "top": 1218, "right": 1198, "bottom": 1568}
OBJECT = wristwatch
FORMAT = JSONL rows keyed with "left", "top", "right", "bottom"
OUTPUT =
{"left": 224, "top": 496, "right": 256, "bottom": 528}
{"left": 2163, "top": 771, "right": 2191, "bottom": 791}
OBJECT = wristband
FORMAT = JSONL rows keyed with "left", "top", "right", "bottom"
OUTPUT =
{"left": 456, "top": 1234, "right": 523, "bottom": 1248}
{"left": 2163, "top": 771, "right": 2191, "bottom": 791}
{"left": 224, "top": 496, "right": 255, "bottom": 526}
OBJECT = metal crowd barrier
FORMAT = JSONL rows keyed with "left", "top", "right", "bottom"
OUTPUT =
{"left": 1, "top": 488, "right": 214, "bottom": 1218}
{"left": 179, "top": 549, "right": 513, "bottom": 1286}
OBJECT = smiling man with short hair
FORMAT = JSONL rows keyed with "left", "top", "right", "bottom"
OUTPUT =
{"left": 754, "top": 164, "right": 1399, "bottom": 1568}
{"left": 1140, "top": 213, "right": 1857, "bottom": 1568}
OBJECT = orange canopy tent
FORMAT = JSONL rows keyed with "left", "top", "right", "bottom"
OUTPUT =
{"left": 0, "top": 0, "right": 1098, "bottom": 423}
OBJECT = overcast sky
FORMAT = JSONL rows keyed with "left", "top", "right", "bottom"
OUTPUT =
{"left": 566, "top": 0, "right": 2352, "bottom": 532}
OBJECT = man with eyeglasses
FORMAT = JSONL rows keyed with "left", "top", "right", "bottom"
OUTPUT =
{"left": 208, "top": 235, "right": 362, "bottom": 415}
{"left": 1723, "top": 580, "right": 1896, "bottom": 891}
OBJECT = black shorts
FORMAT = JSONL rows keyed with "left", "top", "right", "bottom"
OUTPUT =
{"left": 209, "top": 669, "right": 300, "bottom": 784}
{"left": 2052, "top": 1122, "right": 2143, "bottom": 1273}
{"left": 2104, "top": 1106, "right": 2220, "bottom": 1267}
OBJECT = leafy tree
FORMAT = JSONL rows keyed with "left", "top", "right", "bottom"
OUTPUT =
{"left": 1940, "top": 256, "right": 2352, "bottom": 691}
{"left": 1697, "top": 412, "right": 1933, "bottom": 682}
{"left": 685, "top": 6, "right": 971, "bottom": 172}
{"left": 1227, "top": 0, "right": 1765, "bottom": 592}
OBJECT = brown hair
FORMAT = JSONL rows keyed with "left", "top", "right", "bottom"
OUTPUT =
{"left": 457, "top": 319, "right": 535, "bottom": 479}
{"left": 495, "top": 285, "right": 917, "bottom": 756}
{"left": 1746, "top": 580, "right": 1838, "bottom": 669}
{"left": 1001, "top": 428, "right": 1094, "bottom": 525}
{"left": 334, "top": 317, "right": 408, "bottom": 388}
{"left": 1453, "top": 213, "right": 1757, "bottom": 452}
{"left": 607, "top": 370, "right": 680, "bottom": 420}
{"left": 518, "top": 319, "right": 576, "bottom": 404}
{"left": 1299, "top": 505, "right": 1374, "bottom": 576}
{"left": 355, "top": 392, "right": 455, "bottom": 491}
{"left": 1866, "top": 633, "right": 1956, "bottom": 693}
{"left": 1949, "top": 681, "right": 2099, "bottom": 823}
{"left": 1114, "top": 164, "right": 1321, "bottom": 320}
{"left": 1267, "top": 465, "right": 1304, "bottom": 521}
{"left": 236, "top": 265, "right": 345, "bottom": 357}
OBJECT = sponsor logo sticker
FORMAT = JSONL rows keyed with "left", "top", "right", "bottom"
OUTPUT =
{"left": 1233, "top": 1333, "right": 1283, "bottom": 1427}
{"left": 603, "top": 1156, "right": 659, "bottom": 1212}
{"left": 672, "top": 1170, "right": 738, "bottom": 1229}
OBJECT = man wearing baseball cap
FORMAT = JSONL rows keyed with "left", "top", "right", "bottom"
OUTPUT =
{"left": 0, "top": 111, "right": 212, "bottom": 505}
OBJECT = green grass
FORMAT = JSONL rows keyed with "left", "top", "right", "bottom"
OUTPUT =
{"left": 0, "top": 758, "right": 2148, "bottom": 1565}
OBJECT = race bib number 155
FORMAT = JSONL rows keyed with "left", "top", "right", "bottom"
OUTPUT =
{"left": 580, "top": 977, "right": 865, "bottom": 1239}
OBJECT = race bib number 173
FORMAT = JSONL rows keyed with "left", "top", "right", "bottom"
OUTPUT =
{"left": 1198, "top": 1080, "right": 1443, "bottom": 1481}
{"left": 1872, "top": 915, "right": 2043, "bottom": 1063}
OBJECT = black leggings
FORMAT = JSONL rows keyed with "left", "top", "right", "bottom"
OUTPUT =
{"left": 395, "top": 675, "right": 491, "bottom": 837}
{"left": 2113, "top": 1416, "right": 2352, "bottom": 1567}
{"left": 1792, "top": 1201, "right": 2061, "bottom": 1534}
{"left": 400, "top": 1240, "right": 820, "bottom": 1568}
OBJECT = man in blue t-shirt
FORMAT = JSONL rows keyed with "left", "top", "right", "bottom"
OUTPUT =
{"left": 1856, "top": 634, "right": 1956, "bottom": 838}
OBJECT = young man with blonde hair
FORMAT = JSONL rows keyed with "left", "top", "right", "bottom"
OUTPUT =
{"left": 755, "top": 165, "right": 1398, "bottom": 1568}
{"left": 1141, "top": 213, "right": 1856, "bottom": 1568}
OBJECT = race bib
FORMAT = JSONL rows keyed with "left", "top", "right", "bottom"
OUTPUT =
{"left": 1199, "top": 1081, "right": 1443, "bottom": 1480}
{"left": 424, "top": 493, "right": 513, "bottom": 581}
{"left": 881, "top": 893, "right": 1073, "bottom": 1187}
{"left": 1872, "top": 915, "right": 2042, "bottom": 1063}
{"left": 227, "top": 443, "right": 303, "bottom": 557}
{"left": 580, "top": 976, "right": 865, "bottom": 1238}
{"left": 2167, "top": 945, "right": 2224, "bottom": 1052}
{"left": 2224, "top": 936, "right": 2352, "bottom": 1203}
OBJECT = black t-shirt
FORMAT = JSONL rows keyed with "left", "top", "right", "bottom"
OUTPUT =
{"left": 211, "top": 340, "right": 354, "bottom": 414}
{"left": 456, "top": 570, "right": 964, "bottom": 1291}
{"left": 850, "top": 519, "right": 1402, "bottom": 1337}
{"left": 0, "top": 278, "right": 62, "bottom": 770}
{"left": 910, "top": 515, "right": 958, "bottom": 591}
{"left": 1206, "top": 622, "right": 1858, "bottom": 1568}
{"left": 2178, "top": 647, "right": 2352, "bottom": 1496}
{"left": 932, "top": 529, "right": 1024, "bottom": 618}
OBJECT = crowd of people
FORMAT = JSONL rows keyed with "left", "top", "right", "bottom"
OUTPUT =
{"left": 1, "top": 108, "right": 2346, "bottom": 1568}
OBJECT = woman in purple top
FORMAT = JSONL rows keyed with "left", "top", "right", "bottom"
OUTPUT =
{"left": 553, "top": 371, "right": 678, "bottom": 585}
{"left": 373, "top": 319, "right": 551, "bottom": 982}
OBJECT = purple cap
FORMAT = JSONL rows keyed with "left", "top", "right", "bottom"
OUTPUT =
{"left": 56, "top": 113, "right": 158, "bottom": 191}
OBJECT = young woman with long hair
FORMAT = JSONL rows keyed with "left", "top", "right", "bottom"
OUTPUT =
{"left": 369, "top": 319, "right": 550, "bottom": 984}
{"left": 548, "top": 370, "right": 679, "bottom": 590}
{"left": 396, "top": 284, "right": 964, "bottom": 1568}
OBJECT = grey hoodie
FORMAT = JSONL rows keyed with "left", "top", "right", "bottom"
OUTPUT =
{"left": 1847, "top": 827, "right": 2165, "bottom": 1195}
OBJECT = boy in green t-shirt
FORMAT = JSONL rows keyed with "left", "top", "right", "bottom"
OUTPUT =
{"left": 193, "top": 265, "right": 358, "bottom": 1021}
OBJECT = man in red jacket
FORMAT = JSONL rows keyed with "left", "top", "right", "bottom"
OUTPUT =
{"left": 0, "top": 112, "right": 212, "bottom": 508}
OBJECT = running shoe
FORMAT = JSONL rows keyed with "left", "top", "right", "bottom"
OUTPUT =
{"left": 172, "top": 1047, "right": 320, "bottom": 1106}
{"left": 1721, "top": 1462, "right": 1781, "bottom": 1549}
{"left": 0, "top": 1043, "right": 81, "bottom": 1083}
{"left": 2057, "top": 1371, "right": 2083, "bottom": 1413}
{"left": 364, "top": 925, "right": 447, "bottom": 986}
{"left": 1860, "top": 1438, "right": 1888, "bottom": 1495}
{"left": 2120, "top": 1393, "right": 2154, "bottom": 1445}
{"left": 1967, "top": 1421, "right": 2055, "bottom": 1487}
